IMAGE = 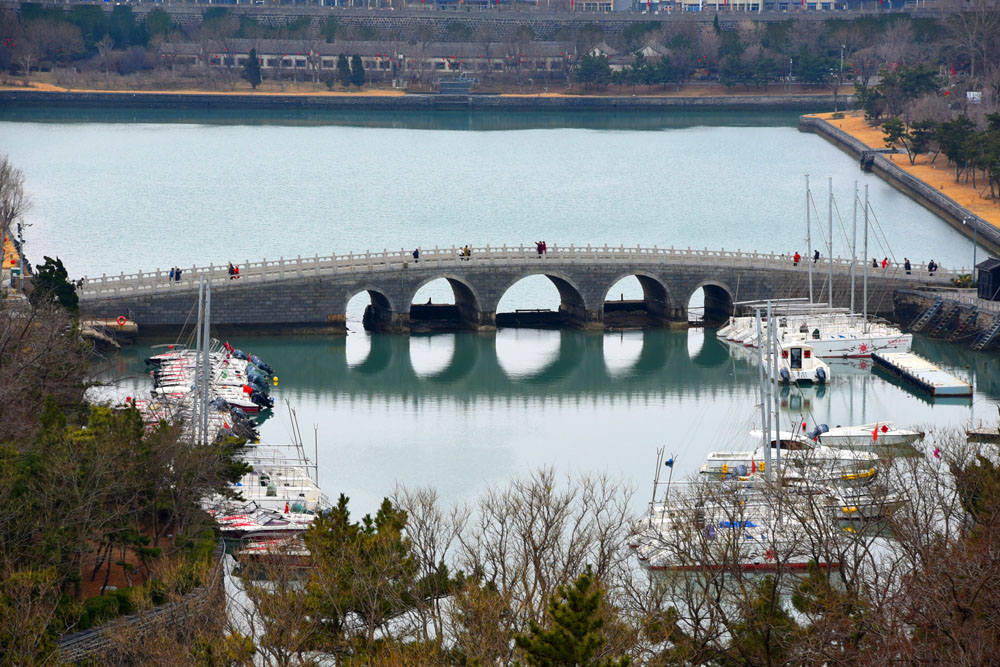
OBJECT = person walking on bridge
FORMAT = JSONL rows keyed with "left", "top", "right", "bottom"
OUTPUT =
{"left": 412, "top": 248, "right": 420, "bottom": 263}
{"left": 813, "top": 250, "right": 820, "bottom": 264}
{"left": 904, "top": 258, "right": 911, "bottom": 275}
{"left": 793, "top": 251, "right": 801, "bottom": 266}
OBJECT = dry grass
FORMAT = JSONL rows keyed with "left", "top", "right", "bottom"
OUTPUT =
{"left": 1, "top": 74, "right": 849, "bottom": 99}
{"left": 7, "top": 79, "right": 406, "bottom": 97}
{"left": 809, "top": 110, "right": 1000, "bottom": 228}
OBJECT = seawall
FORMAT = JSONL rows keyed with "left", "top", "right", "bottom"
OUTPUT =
{"left": 799, "top": 115, "right": 1000, "bottom": 256}
{"left": 0, "top": 90, "right": 846, "bottom": 113}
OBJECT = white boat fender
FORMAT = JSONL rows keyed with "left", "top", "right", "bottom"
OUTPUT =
{"left": 779, "top": 368, "right": 791, "bottom": 383}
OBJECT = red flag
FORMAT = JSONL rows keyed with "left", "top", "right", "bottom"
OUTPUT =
{"left": 752, "top": 459, "right": 756, "bottom": 474}
{"left": 872, "top": 423, "right": 879, "bottom": 442}
{"left": 284, "top": 502, "right": 289, "bottom": 513}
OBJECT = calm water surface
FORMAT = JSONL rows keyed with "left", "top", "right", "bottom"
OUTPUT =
{"left": 6, "top": 108, "right": 995, "bottom": 514}
{"left": 104, "top": 329, "right": 998, "bottom": 516}
{"left": 0, "top": 108, "right": 989, "bottom": 278}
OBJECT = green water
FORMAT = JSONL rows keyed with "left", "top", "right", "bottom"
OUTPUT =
{"left": 105, "top": 329, "right": 997, "bottom": 515}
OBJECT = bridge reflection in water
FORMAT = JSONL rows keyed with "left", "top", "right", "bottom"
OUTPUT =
{"left": 198, "top": 328, "right": 749, "bottom": 401}
{"left": 110, "top": 328, "right": 997, "bottom": 517}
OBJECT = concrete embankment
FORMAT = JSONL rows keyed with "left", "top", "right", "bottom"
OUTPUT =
{"left": 0, "top": 89, "right": 846, "bottom": 113}
{"left": 799, "top": 115, "right": 1000, "bottom": 255}
{"left": 894, "top": 289, "right": 1000, "bottom": 352}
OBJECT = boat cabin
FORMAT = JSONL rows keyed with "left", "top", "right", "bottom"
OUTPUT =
{"left": 769, "top": 438, "right": 814, "bottom": 451}
{"left": 782, "top": 345, "right": 813, "bottom": 369}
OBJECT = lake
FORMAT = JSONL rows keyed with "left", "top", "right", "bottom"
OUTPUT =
{"left": 5, "top": 107, "right": 995, "bottom": 515}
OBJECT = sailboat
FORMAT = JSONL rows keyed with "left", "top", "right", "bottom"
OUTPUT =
{"left": 720, "top": 179, "right": 912, "bottom": 358}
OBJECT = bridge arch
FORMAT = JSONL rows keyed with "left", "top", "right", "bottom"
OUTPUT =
{"left": 408, "top": 274, "right": 484, "bottom": 331}
{"left": 687, "top": 280, "right": 736, "bottom": 325}
{"left": 494, "top": 271, "right": 591, "bottom": 328}
{"left": 346, "top": 286, "right": 398, "bottom": 333}
{"left": 602, "top": 271, "right": 674, "bottom": 326}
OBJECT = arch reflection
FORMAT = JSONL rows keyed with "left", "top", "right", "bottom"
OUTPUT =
{"left": 603, "top": 330, "right": 645, "bottom": 379}
{"left": 495, "top": 328, "right": 562, "bottom": 379}
{"left": 410, "top": 334, "right": 456, "bottom": 379}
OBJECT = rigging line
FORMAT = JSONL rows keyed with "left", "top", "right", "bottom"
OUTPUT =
{"left": 807, "top": 191, "right": 830, "bottom": 249}
{"left": 866, "top": 202, "right": 898, "bottom": 263}
{"left": 175, "top": 297, "right": 198, "bottom": 350}
{"left": 831, "top": 196, "right": 852, "bottom": 251}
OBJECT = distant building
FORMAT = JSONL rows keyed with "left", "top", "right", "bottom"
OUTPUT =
{"left": 160, "top": 39, "right": 577, "bottom": 81}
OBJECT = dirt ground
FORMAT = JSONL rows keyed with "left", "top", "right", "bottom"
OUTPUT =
{"left": 808, "top": 111, "right": 1000, "bottom": 229}
{"left": 2, "top": 75, "right": 847, "bottom": 98}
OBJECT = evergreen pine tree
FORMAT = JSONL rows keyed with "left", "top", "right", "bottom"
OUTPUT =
{"left": 350, "top": 54, "right": 366, "bottom": 88}
{"left": 514, "top": 566, "right": 630, "bottom": 667}
{"left": 244, "top": 48, "right": 262, "bottom": 89}
{"left": 337, "top": 54, "right": 351, "bottom": 87}
{"left": 29, "top": 256, "right": 78, "bottom": 313}
{"left": 724, "top": 575, "right": 799, "bottom": 665}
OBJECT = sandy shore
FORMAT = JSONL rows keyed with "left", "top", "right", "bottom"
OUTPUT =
{"left": 807, "top": 111, "right": 1000, "bottom": 230}
{"left": 6, "top": 81, "right": 407, "bottom": 97}
{"left": 3, "top": 79, "right": 849, "bottom": 99}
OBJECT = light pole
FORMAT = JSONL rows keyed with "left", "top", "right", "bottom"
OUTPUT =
{"left": 788, "top": 58, "right": 793, "bottom": 94}
{"left": 962, "top": 216, "right": 979, "bottom": 274}
{"left": 835, "top": 43, "right": 844, "bottom": 111}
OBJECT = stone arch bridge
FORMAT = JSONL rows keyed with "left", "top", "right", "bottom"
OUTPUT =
{"left": 78, "top": 245, "right": 954, "bottom": 336}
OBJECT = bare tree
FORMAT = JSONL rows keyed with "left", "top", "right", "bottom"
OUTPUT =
{"left": 97, "top": 35, "right": 115, "bottom": 86}
{"left": 12, "top": 38, "right": 39, "bottom": 84}
{"left": 877, "top": 20, "right": 919, "bottom": 68}
{"left": 947, "top": 0, "right": 1000, "bottom": 80}
{"left": 0, "top": 154, "right": 29, "bottom": 258}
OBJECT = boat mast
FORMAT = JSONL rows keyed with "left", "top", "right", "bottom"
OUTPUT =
{"left": 827, "top": 177, "right": 834, "bottom": 308}
{"left": 195, "top": 276, "right": 204, "bottom": 445}
{"left": 202, "top": 281, "right": 211, "bottom": 445}
{"left": 851, "top": 181, "right": 858, "bottom": 314}
{"left": 648, "top": 447, "right": 665, "bottom": 527}
{"left": 863, "top": 184, "right": 869, "bottom": 332}
{"left": 770, "top": 302, "right": 781, "bottom": 478}
{"left": 806, "top": 175, "right": 813, "bottom": 304}
{"left": 756, "top": 308, "right": 771, "bottom": 480}
{"left": 314, "top": 424, "right": 320, "bottom": 485}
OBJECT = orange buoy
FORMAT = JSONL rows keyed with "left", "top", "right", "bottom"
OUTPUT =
{"left": 116, "top": 316, "right": 127, "bottom": 327}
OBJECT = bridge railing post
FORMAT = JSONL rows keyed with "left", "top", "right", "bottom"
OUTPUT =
{"left": 279, "top": 258, "right": 285, "bottom": 280}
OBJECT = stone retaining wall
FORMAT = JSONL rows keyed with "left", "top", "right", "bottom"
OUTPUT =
{"left": 894, "top": 288, "right": 1000, "bottom": 351}
{"left": 0, "top": 89, "right": 843, "bottom": 112}
{"left": 799, "top": 115, "right": 1000, "bottom": 255}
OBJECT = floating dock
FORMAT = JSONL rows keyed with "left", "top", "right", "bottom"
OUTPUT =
{"left": 871, "top": 352, "right": 972, "bottom": 398}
